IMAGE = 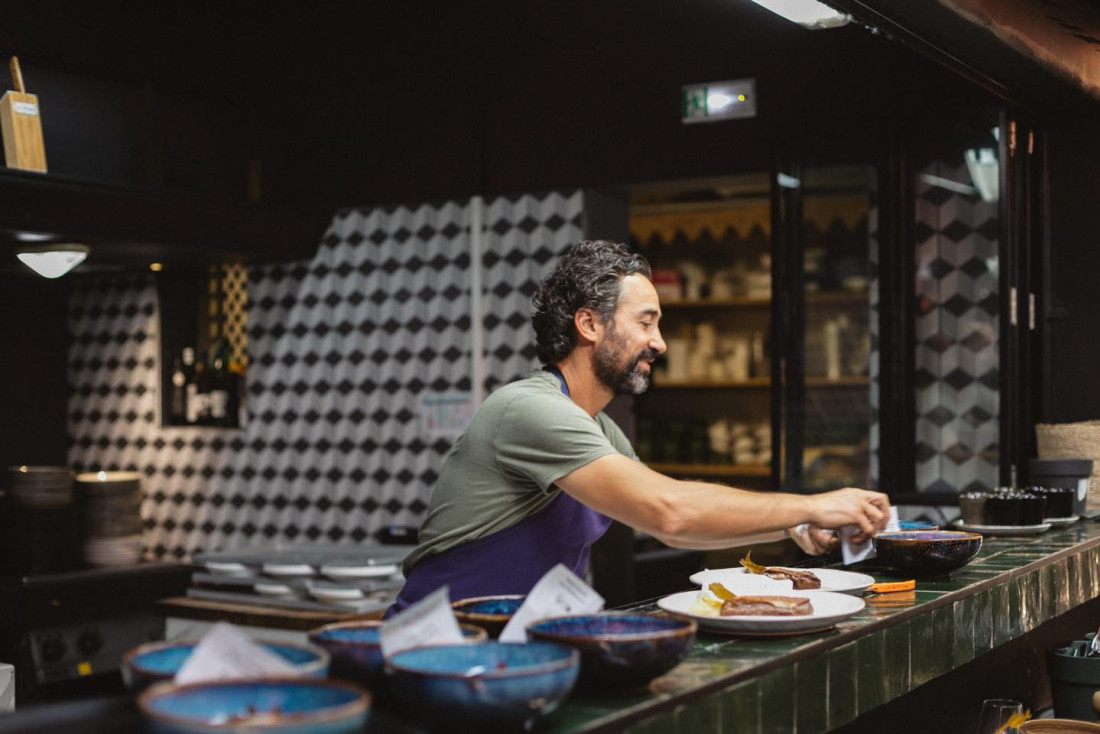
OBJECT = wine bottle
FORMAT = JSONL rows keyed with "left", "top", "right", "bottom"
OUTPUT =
{"left": 182, "top": 347, "right": 200, "bottom": 424}
{"left": 208, "top": 339, "right": 230, "bottom": 426}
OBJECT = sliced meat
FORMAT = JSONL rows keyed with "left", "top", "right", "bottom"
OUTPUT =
{"left": 720, "top": 595, "right": 814, "bottom": 616}
{"left": 764, "top": 568, "right": 821, "bottom": 590}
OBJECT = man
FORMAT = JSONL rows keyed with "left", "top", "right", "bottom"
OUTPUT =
{"left": 389, "top": 240, "right": 889, "bottom": 613}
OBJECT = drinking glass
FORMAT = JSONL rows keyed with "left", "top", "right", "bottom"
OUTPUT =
{"left": 975, "top": 699, "right": 1024, "bottom": 734}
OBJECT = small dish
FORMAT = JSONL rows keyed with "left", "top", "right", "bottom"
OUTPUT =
{"left": 952, "top": 519, "right": 1052, "bottom": 536}
{"left": 873, "top": 530, "right": 982, "bottom": 576}
{"left": 262, "top": 563, "right": 315, "bottom": 577}
{"left": 309, "top": 620, "right": 488, "bottom": 687}
{"left": 203, "top": 561, "right": 252, "bottom": 577}
{"left": 385, "top": 641, "right": 579, "bottom": 731}
{"left": 308, "top": 585, "right": 365, "bottom": 604}
{"left": 254, "top": 582, "right": 296, "bottom": 597}
{"left": 451, "top": 595, "right": 525, "bottom": 638}
{"left": 138, "top": 677, "right": 370, "bottom": 733}
{"left": 123, "top": 639, "right": 329, "bottom": 693}
{"left": 320, "top": 564, "right": 399, "bottom": 580}
{"left": 526, "top": 614, "right": 696, "bottom": 689}
{"left": 1046, "top": 515, "right": 1080, "bottom": 527}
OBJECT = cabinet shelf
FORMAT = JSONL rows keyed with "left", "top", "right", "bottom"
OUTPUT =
{"left": 650, "top": 377, "right": 868, "bottom": 389}
{"left": 660, "top": 291, "right": 868, "bottom": 309}
{"left": 645, "top": 462, "right": 771, "bottom": 478}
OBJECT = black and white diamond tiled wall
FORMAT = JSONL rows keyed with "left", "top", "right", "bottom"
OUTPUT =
{"left": 914, "top": 162, "right": 1000, "bottom": 494}
{"left": 482, "top": 192, "right": 583, "bottom": 392}
{"left": 67, "top": 192, "right": 584, "bottom": 560}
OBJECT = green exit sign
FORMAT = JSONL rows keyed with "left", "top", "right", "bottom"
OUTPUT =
{"left": 681, "top": 78, "right": 756, "bottom": 124}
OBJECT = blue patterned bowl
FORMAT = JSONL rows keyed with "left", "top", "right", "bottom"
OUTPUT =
{"left": 385, "top": 641, "right": 579, "bottom": 731}
{"left": 526, "top": 613, "right": 696, "bottom": 689}
{"left": 123, "top": 640, "right": 329, "bottom": 693}
{"left": 452, "top": 595, "right": 526, "bottom": 638}
{"left": 898, "top": 521, "right": 939, "bottom": 531}
{"left": 308, "top": 619, "right": 487, "bottom": 687}
{"left": 138, "top": 677, "right": 370, "bottom": 734}
{"left": 873, "top": 530, "right": 982, "bottom": 576}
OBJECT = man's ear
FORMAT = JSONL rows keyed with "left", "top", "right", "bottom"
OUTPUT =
{"left": 574, "top": 308, "right": 601, "bottom": 345}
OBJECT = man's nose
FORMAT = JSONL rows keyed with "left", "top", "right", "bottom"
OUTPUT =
{"left": 651, "top": 328, "right": 667, "bottom": 355}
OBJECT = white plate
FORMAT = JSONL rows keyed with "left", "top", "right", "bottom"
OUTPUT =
{"left": 254, "top": 582, "right": 296, "bottom": 597}
{"left": 204, "top": 562, "right": 253, "bottom": 577}
{"left": 262, "top": 563, "right": 316, "bottom": 577}
{"left": 689, "top": 567, "right": 875, "bottom": 595}
{"left": 1047, "top": 515, "right": 1080, "bottom": 527}
{"left": 953, "top": 519, "right": 1051, "bottom": 536}
{"left": 308, "top": 585, "right": 365, "bottom": 603}
{"left": 320, "top": 564, "right": 399, "bottom": 580}
{"left": 658, "top": 589, "right": 866, "bottom": 634}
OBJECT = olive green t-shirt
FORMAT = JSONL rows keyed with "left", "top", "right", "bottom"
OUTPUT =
{"left": 402, "top": 370, "right": 637, "bottom": 575}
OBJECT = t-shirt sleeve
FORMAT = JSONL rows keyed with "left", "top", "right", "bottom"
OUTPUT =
{"left": 494, "top": 391, "right": 623, "bottom": 492}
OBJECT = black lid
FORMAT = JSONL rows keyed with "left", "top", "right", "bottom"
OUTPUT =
{"left": 1029, "top": 458, "right": 1093, "bottom": 476}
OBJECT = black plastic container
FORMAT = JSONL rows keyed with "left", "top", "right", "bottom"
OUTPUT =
{"left": 984, "top": 494, "right": 1021, "bottom": 525}
{"left": 1018, "top": 493, "right": 1047, "bottom": 525}
{"left": 1029, "top": 486, "right": 1075, "bottom": 519}
{"left": 1047, "top": 638, "right": 1100, "bottom": 721}
{"left": 1030, "top": 459, "right": 1093, "bottom": 516}
{"left": 959, "top": 492, "right": 988, "bottom": 525}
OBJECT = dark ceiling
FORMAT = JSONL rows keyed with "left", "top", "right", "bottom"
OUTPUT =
{"left": 0, "top": 1, "right": 805, "bottom": 108}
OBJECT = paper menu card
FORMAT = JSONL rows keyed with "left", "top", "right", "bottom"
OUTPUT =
{"left": 841, "top": 506, "right": 900, "bottom": 565}
{"left": 174, "top": 622, "right": 298, "bottom": 684}
{"left": 379, "top": 585, "right": 466, "bottom": 658}
{"left": 499, "top": 564, "right": 604, "bottom": 643}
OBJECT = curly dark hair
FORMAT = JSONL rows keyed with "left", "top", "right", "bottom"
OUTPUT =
{"left": 531, "top": 240, "right": 652, "bottom": 365}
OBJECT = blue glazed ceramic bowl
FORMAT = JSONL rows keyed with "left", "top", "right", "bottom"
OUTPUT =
{"left": 526, "top": 613, "right": 697, "bottom": 689}
{"left": 308, "top": 619, "right": 487, "bottom": 687}
{"left": 385, "top": 641, "right": 579, "bottom": 731}
{"left": 137, "top": 677, "right": 370, "bottom": 734}
{"left": 451, "top": 595, "right": 526, "bottom": 638}
{"left": 898, "top": 521, "right": 939, "bottom": 531}
{"left": 122, "top": 640, "right": 329, "bottom": 693}
{"left": 873, "top": 530, "right": 982, "bottom": 576}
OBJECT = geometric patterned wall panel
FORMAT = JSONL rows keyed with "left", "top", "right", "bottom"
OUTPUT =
{"left": 220, "top": 263, "right": 249, "bottom": 365}
{"left": 914, "top": 162, "right": 1000, "bottom": 494}
{"left": 481, "top": 191, "right": 583, "bottom": 393}
{"left": 67, "top": 193, "right": 584, "bottom": 560}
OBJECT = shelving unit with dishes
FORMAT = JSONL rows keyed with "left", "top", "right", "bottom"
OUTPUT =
{"left": 627, "top": 170, "right": 875, "bottom": 493}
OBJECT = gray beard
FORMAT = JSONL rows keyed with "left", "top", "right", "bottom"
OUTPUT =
{"left": 594, "top": 344, "right": 653, "bottom": 395}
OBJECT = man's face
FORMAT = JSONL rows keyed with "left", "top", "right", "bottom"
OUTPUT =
{"left": 593, "top": 275, "right": 666, "bottom": 395}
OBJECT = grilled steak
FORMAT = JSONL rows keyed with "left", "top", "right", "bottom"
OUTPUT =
{"left": 720, "top": 595, "right": 814, "bottom": 616}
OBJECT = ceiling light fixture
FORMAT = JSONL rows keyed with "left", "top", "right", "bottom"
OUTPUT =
{"left": 747, "top": 0, "right": 851, "bottom": 29}
{"left": 16, "top": 243, "right": 89, "bottom": 279}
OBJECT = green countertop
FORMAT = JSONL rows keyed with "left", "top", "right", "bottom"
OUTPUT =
{"left": 544, "top": 522, "right": 1100, "bottom": 734}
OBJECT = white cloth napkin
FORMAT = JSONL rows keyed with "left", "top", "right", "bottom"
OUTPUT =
{"left": 841, "top": 507, "right": 899, "bottom": 565}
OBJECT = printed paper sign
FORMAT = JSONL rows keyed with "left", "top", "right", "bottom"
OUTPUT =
{"left": 174, "top": 622, "right": 297, "bottom": 684}
{"left": 379, "top": 585, "right": 465, "bottom": 658}
{"left": 419, "top": 392, "right": 475, "bottom": 438}
{"left": 841, "top": 506, "right": 899, "bottom": 566}
{"left": 499, "top": 564, "right": 604, "bottom": 642}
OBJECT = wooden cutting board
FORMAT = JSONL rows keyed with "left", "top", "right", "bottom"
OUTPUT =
{"left": 0, "top": 56, "right": 47, "bottom": 172}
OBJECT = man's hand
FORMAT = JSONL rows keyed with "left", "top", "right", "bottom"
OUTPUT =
{"left": 808, "top": 487, "right": 890, "bottom": 543}
{"left": 788, "top": 524, "right": 839, "bottom": 555}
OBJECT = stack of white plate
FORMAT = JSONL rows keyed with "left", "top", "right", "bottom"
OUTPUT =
{"left": 83, "top": 534, "right": 143, "bottom": 566}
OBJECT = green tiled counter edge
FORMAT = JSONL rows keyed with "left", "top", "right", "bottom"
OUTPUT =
{"left": 542, "top": 524, "right": 1100, "bottom": 734}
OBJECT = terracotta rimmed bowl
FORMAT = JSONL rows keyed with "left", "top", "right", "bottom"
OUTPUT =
{"left": 873, "top": 530, "right": 982, "bottom": 576}
{"left": 122, "top": 639, "right": 329, "bottom": 693}
{"left": 308, "top": 619, "right": 487, "bottom": 687}
{"left": 526, "top": 613, "right": 697, "bottom": 689}
{"left": 451, "top": 595, "right": 526, "bottom": 638}
{"left": 385, "top": 641, "right": 579, "bottom": 731}
{"left": 138, "top": 677, "right": 370, "bottom": 734}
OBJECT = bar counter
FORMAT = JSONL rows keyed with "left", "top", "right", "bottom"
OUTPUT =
{"left": 543, "top": 522, "right": 1100, "bottom": 733}
{"left": 2, "top": 524, "right": 1099, "bottom": 733}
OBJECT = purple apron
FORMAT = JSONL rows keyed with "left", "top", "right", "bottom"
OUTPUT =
{"left": 386, "top": 368, "right": 612, "bottom": 616}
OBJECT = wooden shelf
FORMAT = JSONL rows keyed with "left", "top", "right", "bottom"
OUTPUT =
{"left": 651, "top": 377, "right": 867, "bottom": 389}
{"left": 646, "top": 462, "right": 771, "bottom": 478}
{"left": 660, "top": 291, "right": 868, "bottom": 309}
{"left": 806, "top": 376, "right": 869, "bottom": 387}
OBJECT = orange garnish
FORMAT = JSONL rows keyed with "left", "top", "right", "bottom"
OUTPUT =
{"left": 993, "top": 710, "right": 1031, "bottom": 734}
{"left": 739, "top": 551, "right": 768, "bottom": 575}
{"left": 708, "top": 582, "right": 737, "bottom": 601}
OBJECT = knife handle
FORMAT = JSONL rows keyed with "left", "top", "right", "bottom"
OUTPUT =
{"left": 9, "top": 57, "right": 24, "bottom": 94}
{"left": 867, "top": 580, "right": 915, "bottom": 594}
